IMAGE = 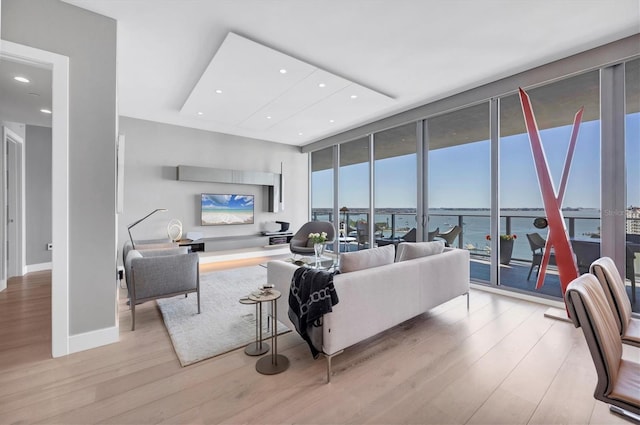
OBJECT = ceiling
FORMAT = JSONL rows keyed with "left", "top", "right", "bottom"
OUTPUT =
{"left": 50, "top": 1, "right": 640, "bottom": 146}
{"left": 0, "top": 59, "right": 52, "bottom": 128}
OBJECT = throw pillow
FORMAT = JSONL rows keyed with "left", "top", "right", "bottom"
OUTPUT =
{"left": 395, "top": 241, "right": 445, "bottom": 262}
{"left": 339, "top": 244, "right": 395, "bottom": 273}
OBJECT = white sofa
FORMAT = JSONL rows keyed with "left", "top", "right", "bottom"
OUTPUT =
{"left": 267, "top": 245, "right": 470, "bottom": 381}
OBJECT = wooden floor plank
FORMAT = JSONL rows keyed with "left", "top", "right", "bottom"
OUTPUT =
{"left": 0, "top": 262, "right": 632, "bottom": 424}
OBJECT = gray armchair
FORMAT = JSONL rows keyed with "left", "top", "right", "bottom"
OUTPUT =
{"left": 124, "top": 242, "right": 200, "bottom": 330}
{"left": 290, "top": 221, "right": 335, "bottom": 256}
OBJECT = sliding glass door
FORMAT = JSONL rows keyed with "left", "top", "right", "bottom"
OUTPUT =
{"left": 427, "top": 103, "right": 490, "bottom": 282}
{"left": 498, "top": 71, "right": 600, "bottom": 299}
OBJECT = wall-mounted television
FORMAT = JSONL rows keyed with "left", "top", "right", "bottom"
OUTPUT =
{"left": 201, "top": 194, "right": 254, "bottom": 225}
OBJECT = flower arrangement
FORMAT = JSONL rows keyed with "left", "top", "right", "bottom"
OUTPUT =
{"left": 486, "top": 234, "right": 517, "bottom": 241}
{"left": 309, "top": 232, "right": 328, "bottom": 244}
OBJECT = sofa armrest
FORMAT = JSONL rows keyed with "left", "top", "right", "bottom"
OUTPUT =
{"left": 267, "top": 260, "right": 299, "bottom": 330}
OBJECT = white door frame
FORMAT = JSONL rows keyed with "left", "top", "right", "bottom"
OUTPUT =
{"left": 2, "top": 126, "right": 26, "bottom": 280}
{"left": 0, "top": 40, "right": 70, "bottom": 358}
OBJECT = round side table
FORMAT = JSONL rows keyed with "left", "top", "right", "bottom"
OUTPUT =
{"left": 249, "top": 289, "right": 289, "bottom": 375}
{"left": 239, "top": 297, "right": 269, "bottom": 356}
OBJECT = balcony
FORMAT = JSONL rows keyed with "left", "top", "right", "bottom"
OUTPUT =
{"left": 311, "top": 208, "right": 639, "bottom": 311}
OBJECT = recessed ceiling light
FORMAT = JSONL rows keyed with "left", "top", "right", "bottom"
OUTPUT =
{"left": 318, "top": 83, "right": 326, "bottom": 88}
{"left": 350, "top": 94, "right": 358, "bottom": 99}
{"left": 14, "top": 76, "right": 30, "bottom": 83}
{"left": 266, "top": 116, "right": 272, "bottom": 120}
{"left": 215, "top": 89, "right": 222, "bottom": 94}
{"left": 298, "top": 132, "right": 303, "bottom": 136}
{"left": 329, "top": 119, "right": 335, "bottom": 123}
{"left": 279, "top": 69, "right": 287, "bottom": 74}
{"left": 40, "top": 109, "right": 52, "bottom": 114}
{"left": 197, "top": 111, "right": 204, "bottom": 116}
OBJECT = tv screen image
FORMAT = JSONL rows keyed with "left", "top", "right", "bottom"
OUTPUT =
{"left": 201, "top": 194, "right": 254, "bottom": 225}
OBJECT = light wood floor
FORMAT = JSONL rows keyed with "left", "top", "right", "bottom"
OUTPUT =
{"left": 1, "top": 260, "right": 638, "bottom": 425}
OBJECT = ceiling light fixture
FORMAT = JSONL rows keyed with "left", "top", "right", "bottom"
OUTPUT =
{"left": 14, "top": 76, "right": 30, "bottom": 83}
{"left": 350, "top": 94, "right": 358, "bottom": 99}
{"left": 40, "top": 109, "right": 52, "bottom": 114}
{"left": 298, "top": 132, "right": 303, "bottom": 136}
{"left": 266, "top": 116, "right": 272, "bottom": 120}
{"left": 197, "top": 111, "right": 204, "bottom": 116}
{"left": 215, "top": 89, "right": 222, "bottom": 94}
{"left": 318, "top": 83, "right": 326, "bottom": 88}
{"left": 279, "top": 69, "right": 287, "bottom": 74}
{"left": 329, "top": 119, "right": 335, "bottom": 123}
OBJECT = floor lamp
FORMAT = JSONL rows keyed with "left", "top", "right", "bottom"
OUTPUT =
{"left": 127, "top": 208, "right": 167, "bottom": 248}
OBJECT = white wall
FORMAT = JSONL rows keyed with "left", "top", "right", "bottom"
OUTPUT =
{"left": 118, "top": 117, "right": 309, "bottom": 254}
{"left": 25, "top": 124, "right": 51, "bottom": 266}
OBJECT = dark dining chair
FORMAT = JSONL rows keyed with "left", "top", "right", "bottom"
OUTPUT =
{"left": 571, "top": 239, "right": 601, "bottom": 274}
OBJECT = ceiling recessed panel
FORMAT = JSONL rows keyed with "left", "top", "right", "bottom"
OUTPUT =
{"left": 240, "top": 69, "right": 351, "bottom": 131}
{"left": 180, "top": 32, "right": 395, "bottom": 140}
{"left": 180, "top": 32, "right": 315, "bottom": 124}
{"left": 269, "top": 83, "right": 396, "bottom": 141}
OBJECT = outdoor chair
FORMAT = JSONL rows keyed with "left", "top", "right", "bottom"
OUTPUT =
{"left": 290, "top": 221, "right": 335, "bottom": 256}
{"left": 427, "top": 227, "right": 439, "bottom": 242}
{"left": 565, "top": 274, "right": 640, "bottom": 422}
{"left": 356, "top": 221, "right": 369, "bottom": 250}
{"left": 571, "top": 239, "right": 601, "bottom": 274}
{"left": 590, "top": 257, "right": 640, "bottom": 346}
{"left": 435, "top": 225, "right": 462, "bottom": 247}
{"left": 525, "top": 232, "right": 556, "bottom": 280}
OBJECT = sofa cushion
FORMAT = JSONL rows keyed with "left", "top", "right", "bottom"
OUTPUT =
{"left": 339, "top": 244, "right": 395, "bottom": 273}
{"left": 396, "top": 241, "right": 445, "bottom": 262}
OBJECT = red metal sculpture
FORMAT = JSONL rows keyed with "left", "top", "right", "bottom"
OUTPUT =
{"left": 518, "top": 88, "right": 582, "bottom": 297}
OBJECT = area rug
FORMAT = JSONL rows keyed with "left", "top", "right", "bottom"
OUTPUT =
{"left": 156, "top": 265, "right": 290, "bottom": 366}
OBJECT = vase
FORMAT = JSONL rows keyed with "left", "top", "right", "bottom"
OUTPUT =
{"left": 499, "top": 239, "right": 514, "bottom": 265}
{"left": 314, "top": 242, "right": 324, "bottom": 264}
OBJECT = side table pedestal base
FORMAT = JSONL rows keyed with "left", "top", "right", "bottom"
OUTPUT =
{"left": 256, "top": 354, "right": 289, "bottom": 375}
{"left": 244, "top": 342, "right": 270, "bottom": 356}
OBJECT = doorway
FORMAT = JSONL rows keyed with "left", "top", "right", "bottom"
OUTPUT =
{"left": 0, "top": 39, "right": 69, "bottom": 357}
{"left": 2, "top": 126, "right": 25, "bottom": 282}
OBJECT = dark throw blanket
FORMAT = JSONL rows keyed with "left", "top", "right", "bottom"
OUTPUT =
{"left": 288, "top": 267, "right": 339, "bottom": 358}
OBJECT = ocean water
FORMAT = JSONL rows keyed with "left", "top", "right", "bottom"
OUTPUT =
{"left": 316, "top": 209, "right": 601, "bottom": 261}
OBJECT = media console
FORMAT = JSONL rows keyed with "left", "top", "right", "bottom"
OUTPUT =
{"left": 178, "top": 233, "right": 293, "bottom": 253}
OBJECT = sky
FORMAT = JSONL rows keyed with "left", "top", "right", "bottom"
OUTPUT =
{"left": 312, "top": 113, "right": 640, "bottom": 210}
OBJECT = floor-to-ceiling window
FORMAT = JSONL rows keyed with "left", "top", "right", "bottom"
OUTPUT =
{"left": 311, "top": 147, "right": 334, "bottom": 223}
{"left": 373, "top": 123, "right": 417, "bottom": 244}
{"left": 339, "top": 137, "right": 369, "bottom": 251}
{"left": 625, "top": 58, "right": 640, "bottom": 308}
{"left": 498, "top": 71, "right": 601, "bottom": 299}
{"left": 308, "top": 50, "right": 637, "bottom": 308}
{"left": 427, "top": 103, "right": 490, "bottom": 282}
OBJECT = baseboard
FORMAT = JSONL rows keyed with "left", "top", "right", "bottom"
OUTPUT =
{"left": 68, "top": 325, "right": 119, "bottom": 354}
{"left": 25, "top": 262, "right": 52, "bottom": 273}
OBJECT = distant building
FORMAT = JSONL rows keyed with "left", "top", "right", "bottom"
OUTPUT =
{"left": 628, "top": 207, "right": 640, "bottom": 234}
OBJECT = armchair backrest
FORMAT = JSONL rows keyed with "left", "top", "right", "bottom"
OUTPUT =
{"left": 291, "top": 221, "right": 335, "bottom": 248}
